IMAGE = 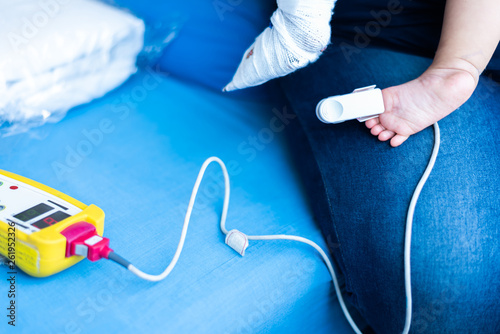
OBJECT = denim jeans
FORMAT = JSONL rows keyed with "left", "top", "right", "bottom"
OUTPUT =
{"left": 279, "top": 42, "right": 500, "bottom": 333}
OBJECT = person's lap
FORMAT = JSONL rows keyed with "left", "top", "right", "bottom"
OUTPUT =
{"left": 279, "top": 43, "right": 500, "bottom": 333}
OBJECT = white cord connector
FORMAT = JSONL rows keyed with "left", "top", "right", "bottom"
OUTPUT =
{"left": 225, "top": 229, "right": 249, "bottom": 256}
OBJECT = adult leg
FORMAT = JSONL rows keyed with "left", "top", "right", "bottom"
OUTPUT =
{"left": 280, "top": 43, "right": 500, "bottom": 333}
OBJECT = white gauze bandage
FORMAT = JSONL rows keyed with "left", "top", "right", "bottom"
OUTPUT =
{"left": 223, "top": 0, "right": 337, "bottom": 92}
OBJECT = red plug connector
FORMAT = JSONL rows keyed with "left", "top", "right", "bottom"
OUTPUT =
{"left": 61, "top": 222, "right": 113, "bottom": 261}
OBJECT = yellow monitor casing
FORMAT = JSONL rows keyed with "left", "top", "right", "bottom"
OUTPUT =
{"left": 0, "top": 170, "right": 105, "bottom": 277}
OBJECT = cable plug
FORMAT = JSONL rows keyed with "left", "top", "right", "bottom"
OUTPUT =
{"left": 61, "top": 221, "right": 113, "bottom": 261}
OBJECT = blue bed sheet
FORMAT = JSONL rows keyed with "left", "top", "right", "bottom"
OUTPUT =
{"left": 1, "top": 70, "right": 353, "bottom": 334}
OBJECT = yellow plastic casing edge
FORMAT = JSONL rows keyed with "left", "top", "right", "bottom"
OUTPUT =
{"left": 0, "top": 170, "right": 105, "bottom": 277}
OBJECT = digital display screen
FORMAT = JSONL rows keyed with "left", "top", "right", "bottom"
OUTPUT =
{"left": 14, "top": 203, "right": 53, "bottom": 222}
{"left": 32, "top": 211, "right": 71, "bottom": 230}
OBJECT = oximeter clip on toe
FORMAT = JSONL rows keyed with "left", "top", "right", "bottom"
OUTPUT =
{"left": 316, "top": 85, "right": 385, "bottom": 124}
{"left": 0, "top": 84, "right": 440, "bottom": 334}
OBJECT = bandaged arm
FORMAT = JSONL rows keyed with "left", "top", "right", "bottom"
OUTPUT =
{"left": 224, "top": 0, "right": 337, "bottom": 91}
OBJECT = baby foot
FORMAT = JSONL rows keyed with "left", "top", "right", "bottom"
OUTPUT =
{"left": 365, "top": 63, "right": 478, "bottom": 147}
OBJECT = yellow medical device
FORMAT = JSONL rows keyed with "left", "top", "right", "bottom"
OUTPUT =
{"left": 0, "top": 170, "right": 105, "bottom": 277}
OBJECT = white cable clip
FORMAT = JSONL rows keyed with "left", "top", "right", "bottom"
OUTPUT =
{"left": 225, "top": 229, "right": 249, "bottom": 256}
{"left": 316, "top": 85, "right": 385, "bottom": 124}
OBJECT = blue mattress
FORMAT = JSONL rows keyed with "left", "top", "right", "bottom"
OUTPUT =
{"left": 1, "top": 71, "right": 353, "bottom": 334}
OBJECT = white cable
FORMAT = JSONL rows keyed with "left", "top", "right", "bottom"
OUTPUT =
{"left": 128, "top": 123, "right": 441, "bottom": 334}
{"left": 128, "top": 157, "right": 229, "bottom": 282}
{"left": 402, "top": 122, "right": 440, "bottom": 334}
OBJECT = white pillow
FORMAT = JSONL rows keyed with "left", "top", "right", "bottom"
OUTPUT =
{"left": 0, "top": 0, "right": 145, "bottom": 135}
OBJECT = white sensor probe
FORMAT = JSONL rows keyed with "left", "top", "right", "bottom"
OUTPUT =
{"left": 316, "top": 85, "right": 385, "bottom": 124}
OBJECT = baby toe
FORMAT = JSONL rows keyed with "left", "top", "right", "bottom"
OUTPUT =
{"left": 378, "top": 130, "right": 396, "bottom": 141}
{"left": 365, "top": 118, "right": 380, "bottom": 129}
{"left": 371, "top": 124, "right": 386, "bottom": 136}
{"left": 390, "top": 134, "right": 409, "bottom": 147}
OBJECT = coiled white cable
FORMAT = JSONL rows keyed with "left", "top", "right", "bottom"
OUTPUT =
{"left": 125, "top": 123, "right": 441, "bottom": 334}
